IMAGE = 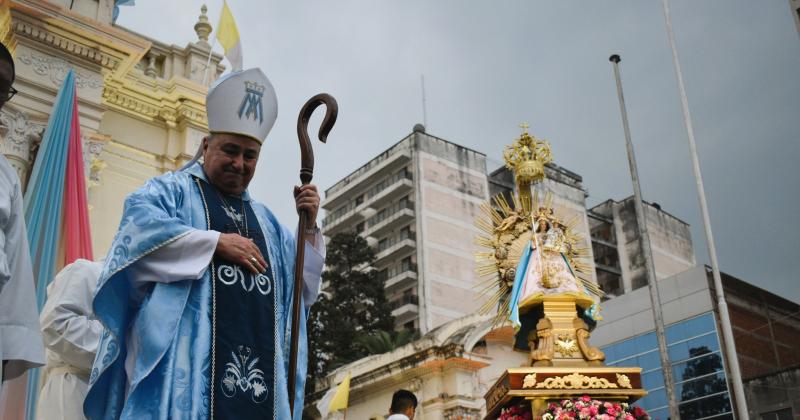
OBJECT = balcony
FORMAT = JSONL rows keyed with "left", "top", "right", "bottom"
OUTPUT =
{"left": 365, "top": 172, "right": 413, "bottom": 209}
{"left": 385, "top": 270, "right": 417, "bottom": 294}
{"left": 374, "top": 231, "right": 416, "bottom": 267}
{"left": 390, "top": 294, "right": 419, "bottom": 322}
{"left": 376, "top": 262, "right": 418, "bottom": 294}
{"left": 364, "top": 200, "right": 415, "bottom": 238}
{"left": 322, "top": 170, "right": 413, "bottom": 235}
{"left": 323, "top": 149, "right": 412, "bottom": 209}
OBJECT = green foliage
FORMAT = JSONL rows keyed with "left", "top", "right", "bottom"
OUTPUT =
{"left": 355, "top": 329, "right": 418, "bottom": 355}
{"left": 306, "top": 231, "right": 396, "bottom": 394}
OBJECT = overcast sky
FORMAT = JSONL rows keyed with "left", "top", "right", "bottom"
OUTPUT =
{"left": 119, "top": 0, "right": 800, "bottom": 303}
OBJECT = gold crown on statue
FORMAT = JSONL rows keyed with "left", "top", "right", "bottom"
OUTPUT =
{"left": 503, "top": 123, "right": 552, "bottom": 186}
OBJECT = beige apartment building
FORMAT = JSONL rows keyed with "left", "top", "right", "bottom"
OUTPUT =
{"left": 321, "top": 124, "right": 490, "bottom": 333}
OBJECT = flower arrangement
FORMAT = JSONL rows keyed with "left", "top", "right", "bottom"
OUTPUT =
{"left": 541, "top": 396, "right": 650, "bottom": 420}
{"left": 498, "top": 403, "right": 533, "bottom": 420}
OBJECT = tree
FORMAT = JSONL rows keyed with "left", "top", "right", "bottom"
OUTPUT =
{"left": 306, "top": 232, "right": 396, "bottom": 393}
{"left": 356, "top": 329, "right": 418, "bottom": 355}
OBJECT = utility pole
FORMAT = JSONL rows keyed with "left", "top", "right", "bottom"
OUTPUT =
{"left": 609, "top": 54, "right": 680, "bottom": 420}
{"left": 420, "top": 74, "right": 428, "bottom": 128}
{"left": 660, "top": 1, "right": 749, "bottom": 417}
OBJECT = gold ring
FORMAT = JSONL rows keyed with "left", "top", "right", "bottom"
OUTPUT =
{"left": 249, "top": 256, "right": 258, "bottom": 266}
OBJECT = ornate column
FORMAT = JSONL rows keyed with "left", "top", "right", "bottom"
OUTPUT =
{"left": 0, "top": 107, "right": 45, "bottom": 191}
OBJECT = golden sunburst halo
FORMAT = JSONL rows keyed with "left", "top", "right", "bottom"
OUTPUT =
{"left": 474, "top": 190, "right": 603, "bottom": 326}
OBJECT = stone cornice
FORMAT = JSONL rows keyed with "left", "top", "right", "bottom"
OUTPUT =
{"left": 7, "top": 0, "right": 151, "bottom": 77}
{"left": 102, "top": 77, "right": 208, "bottom": 128}
{"left": 5, "top": 0, "right": 212, "bottom": 135}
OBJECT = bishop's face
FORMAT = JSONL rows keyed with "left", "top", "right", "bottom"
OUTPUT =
{"left": 202, "top": 133, "right": 261, "bottom": 196}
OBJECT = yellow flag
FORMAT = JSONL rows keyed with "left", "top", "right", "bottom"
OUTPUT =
{"left": 328, "top": 372, "right": 351, "bottom": 412}
{"left": 216, "top": 0, "right": 242, "bottom": 71}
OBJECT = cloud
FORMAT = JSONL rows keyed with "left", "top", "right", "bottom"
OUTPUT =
{"left": 118, "top": 0, "right": 800, "bottom": 302}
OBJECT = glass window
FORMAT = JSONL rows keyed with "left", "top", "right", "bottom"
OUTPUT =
{"left": 672, "top": 351, "right": 725, "bottom": 382}
{"left": 638, "top": 387, "right": 666, "bottom": 411}
{"left": 675, "top": 371, "right": 728, "bottom": 403}
{"left": 637, "top": 350, "right": 661, "bottom": 371}
{"left": 641, "top": 370, "right": 664, "bottom": 390}
{"left": 678, "top": 391, "right": 731, "bottom": 419}
{"left": 604, "top": 345, "right": 620, "bottom": 365}
{"left": 666, "top": 312, "right": 715, "bottom": 343}
{"left": 602, "top": 332, "right": 657, "bottom": 365}
{"left": 668, "top": 332, "right": 720, "bottom": 363}
{"left": 638, "top": 332, "right": 658, "bottom": 351}
{"left": 647, "top": 407, "right": 669, "bottom": 420}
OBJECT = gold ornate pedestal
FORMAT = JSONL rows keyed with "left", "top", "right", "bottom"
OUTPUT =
{"left": 477, "top": 126, "right": 648, "bottom": 419}
{"left": 484, "top": 367, "right": 647, "bottom": 419}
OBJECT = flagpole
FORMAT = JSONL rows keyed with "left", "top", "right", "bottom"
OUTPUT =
{"left": 202, "top": 37, "right": 217, "bottom": 86}
{"left": 609, "top": 54, "right": 680, "bottom": 420}
{"left": 660, "top": 1, "right": 748, "bottom": 417}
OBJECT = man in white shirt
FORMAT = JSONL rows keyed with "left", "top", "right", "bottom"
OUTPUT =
{"left": 0, "top": 40, "right": 45, "bottom": 396}
{"left": 36, "top": 259, "right": 104, "bottom": 420}
{"left": 387, "top": 389, "right": 417, "bottom": 420}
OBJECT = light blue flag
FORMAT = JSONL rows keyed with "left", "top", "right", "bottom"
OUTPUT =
{"left": 22, "top": 70, "right": 76, "bottom": 420}
{"left": 508, "top": 241, "right": 532, "bottom": 330}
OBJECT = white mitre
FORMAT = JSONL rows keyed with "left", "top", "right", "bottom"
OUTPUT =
{"left": 206, "top": 68, "right": 278, "bottom": 144}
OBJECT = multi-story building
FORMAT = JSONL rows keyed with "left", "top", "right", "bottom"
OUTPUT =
{"left": 321, "top": 124, "right": 490, "bottom": 333}
{"left": 588, "top": 198, "right": 696, "bottom": 299}
{"left": 594, "top": 266, "right": 800, "bottom": 420}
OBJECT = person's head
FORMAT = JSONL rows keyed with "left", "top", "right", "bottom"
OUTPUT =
{"left": 390, "top": 389, "right": 417, "bottom": 419}
{"left": 201, "top": 67, "right": 277, "bottom": 193}
{"left": 201, "top": 132, "right": 261, "bottom": 195}
{"left": 0, "top": 42, "right": 16, "bottom": 110}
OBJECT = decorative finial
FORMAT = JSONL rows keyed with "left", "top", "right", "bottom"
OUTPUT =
{"left": 503, "top": 124, "right": 552, "bottom": 210}
{"left": 194, "top": 4, "right": 213, "bottom": 45}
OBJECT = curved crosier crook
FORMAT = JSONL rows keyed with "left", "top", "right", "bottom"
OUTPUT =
{"left": 289, "top": 92, "right": 337, "bottom": 416}
{"left": 297, "top": 93, "right": 338, "bottom": 185}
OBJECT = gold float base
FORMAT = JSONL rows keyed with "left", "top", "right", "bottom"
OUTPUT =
{"left": 483, "top": 366, "right": 647, "bottom": 419}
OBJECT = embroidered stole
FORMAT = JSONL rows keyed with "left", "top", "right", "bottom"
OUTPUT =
{"left": 195, "top": 177, "right": 277, "bottom": 419}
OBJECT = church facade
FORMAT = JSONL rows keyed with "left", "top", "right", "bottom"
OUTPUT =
{"left": 0, "top": 0, "right": 223, "bottom": 257}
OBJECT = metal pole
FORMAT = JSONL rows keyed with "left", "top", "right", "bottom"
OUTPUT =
{"left": 421, "top": 73, "right": 428, "bottom": 128}
{"left": 609, "top": 54, "right": 681, "bottom": 420}
{"left": 660, "top": 1, "right": 749, "bottom": 417}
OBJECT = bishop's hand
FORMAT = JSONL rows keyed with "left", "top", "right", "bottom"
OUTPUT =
{"left": 216, "top": 233, "right": 268, "bottom": 274}
{"left": 294, "top": 184, "right": 320, "bottom": 224}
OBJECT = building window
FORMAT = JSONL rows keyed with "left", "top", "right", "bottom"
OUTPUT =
{"left": 355, "top": 221, "right": 365, "bottom": 233}
{"left": 600, "top": 312, "right": 734, "bottom": 418}
{"left": 355, "top": 194, "right": 364, "bottom": 206}
{"left": 596, "top": 268, "right": 622, "bottom": 299}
